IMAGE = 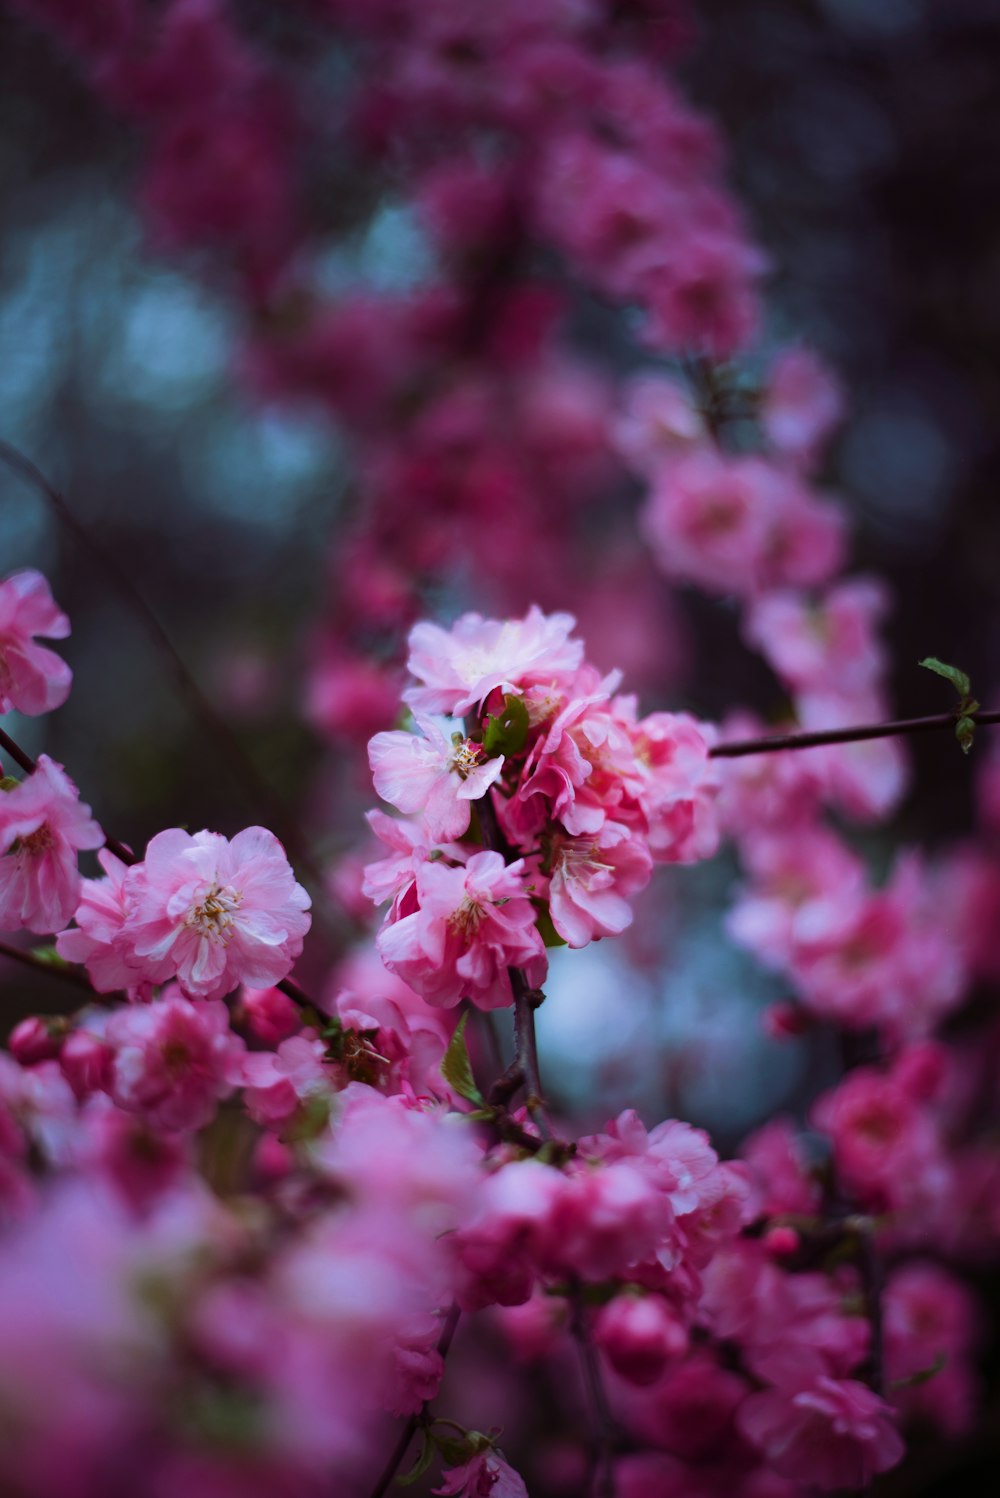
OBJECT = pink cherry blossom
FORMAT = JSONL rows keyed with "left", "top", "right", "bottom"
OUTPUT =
{"left": 0, "top": 569, "right": 73, "bottom": 717}
{"left": 120, "top": 826, "right": 311, "bottom": 1001}
{"left": 404, "top": 606, "right": 584, "bottom": 717}
{"left": 239, "top": 1033, "right": 331, "bottom": 1128}
{"left": 369, "top": 714, "right": 505, "bottom": 841}
{"left": 743, "top": 577, "right": 889, "bottom": 699}
{"left": 547, "top": 820, "right": 653, "bottom": 947}
{"left": 107, "top": 992, "right": 245, "bottom": 1133}
{"left": 0, "top": 756, "right": 104, "bottom": 934}
{"left": 376, "top": 850, "right": 546, "bottom": 1009}
{"left": 628, "top": 708, "right": 720, "bottom": 862}
{"left": 614, "top": 373, "right": 706, "bottom": 480}
{"left": 762, "top": 347, "right": 844, "bottom": 472}
{"left": 737, "top": 1376, "right": 905, "bottom": 1490}
{"left": 435, "top": 1448, "right": 528, "bottom": 1498}
{"left": 643, "top": 450, "right": 844, "bottom": 598}
{"left": 56, "top": 849, "right": 151, "bottom": 998}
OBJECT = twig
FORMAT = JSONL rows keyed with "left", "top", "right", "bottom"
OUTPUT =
{"left": 710, "top": 709, "right": 1000, "bottom": 759}
{"left": 367, "top": 1303, "right": 461, "bottom": 1498}
{"left": 0, "top": 939, "right": 96, "bottom": 993}
{"left": 569, "top": 1289, "right": 618, "bottom": 1498}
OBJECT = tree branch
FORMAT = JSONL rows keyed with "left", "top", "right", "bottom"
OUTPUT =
{"left": 710, "top": 709, "right": 1000, "bottom": 759}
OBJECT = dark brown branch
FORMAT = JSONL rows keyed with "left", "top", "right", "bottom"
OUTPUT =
{"left": 0, "top": 939, "right": 96, "bottom": 993}
{"left": 471, "top": 784, "right": 553, "bottom": 1138}
{"left": 367, "top": 1303, "right": 461, "bottom": 1498}
{"left": 710, "top": 709, "right": 1000, "bottom": 759}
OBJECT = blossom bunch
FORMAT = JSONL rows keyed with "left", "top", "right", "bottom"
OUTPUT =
{"left": 364, "top": 606, "right": 719, "bottom": 1008}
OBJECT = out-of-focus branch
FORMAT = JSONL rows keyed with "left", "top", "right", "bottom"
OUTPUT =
{"left": 0, "top": 438, "right": 332, "bottom": 909}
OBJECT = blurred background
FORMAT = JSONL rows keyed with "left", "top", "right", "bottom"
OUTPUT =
{"left": 1, "top": 6, "right": 999, "bottom": 1488}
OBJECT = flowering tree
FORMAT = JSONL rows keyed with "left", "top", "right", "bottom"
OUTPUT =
{"left": 1, "top": 3, "right": 999, "bottom": 1497}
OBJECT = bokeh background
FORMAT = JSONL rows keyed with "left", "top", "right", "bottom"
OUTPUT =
{"left": 1, "top": 2, "right": 999, "bottom": 1490}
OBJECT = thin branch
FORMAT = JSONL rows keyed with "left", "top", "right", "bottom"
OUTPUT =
{"left": 367, "top": 1303, "right": 462, "bottom": 1498}
{"left": 471, "top": 785, "right": 553, "bottom": 1138}
{"left": 569, "top": 1289, "right": 618, "bottom": 1498}
{"left": 0, "top": 939, "right": 96, "bottom": 993}
{"left": 710, "top": 709, "right": 1000, "bottom": 759}
{"left": 0, "top": 437, "right": 331, "bottom": 903}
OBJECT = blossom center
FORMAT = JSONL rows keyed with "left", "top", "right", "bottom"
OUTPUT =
{"left": 19, "top": 824, "right": 54, "bottom": 856}
{"left": 449, "top": 738, "right": 484, "bottom": 778}
{"left": 186, "top": 882, "right": 243, "bottom": 944}
{"left": 448, "top": 894, "right": 486, "bottom": 940}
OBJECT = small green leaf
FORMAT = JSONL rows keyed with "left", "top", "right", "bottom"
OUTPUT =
{"left": 482, "top": 694, "right": 529, "bottom": 757}
{"left": 956, "top": 716, "right": 977, "bottom": 755}
{"left": 534, "top": 904, "right": 566, "bottom": 949}
{"left": 29, "top": 944, "right": 72, "bottom": 970}
{"left": 890, "top": 1351, "right": 946, "bottom": 1392}
{"left": 398, "top": 1427, "right": 436, "bottom": 1487}
{"left": 0, "top": 776, "right": 20, "bottom": 793}
{"left": 920, "top": 657, "right": 972, "bottom": 699}
{"left": 441, "top": 1011, "right": 484, "bottom": 1105}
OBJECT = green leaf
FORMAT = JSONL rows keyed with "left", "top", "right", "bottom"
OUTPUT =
{"left": 398, "top": 1427, "right": 436, "bottom": 1487}
{"left": 956, "top": 716, "right": 977, "bottom": 755}
{"left": 920, "top": 657, "right": 972, "bottom": 699}
{"left": 482, "top": 694, "right": 529, "bottom": 757}
{"left": 29, "top": 944, "right": 72, "bottom": 970}
{"left": 890, "top": 1351, "right": 946, "bottom": 1391}
{"left": 534, "top": 904, "right": 566, "bottom": 949}
{"left": 0, "top": 776, "right": 20, "bottom": 793}
{"left": 441, "top": 1011, "right": 484, "bottom": 1105}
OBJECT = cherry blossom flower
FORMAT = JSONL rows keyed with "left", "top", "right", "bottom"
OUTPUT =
{"left": 56, "top": 849, "right": 150, "bottom": 998}
{"left": 405, "top": 606, "right": 583, "bottom": 717}
{"left": 737, "top": 1376, "right": 905, "bottom": 1490}
{"left": 369, "top": 714, "right": 505, "bottom": 841}
{"left": 762, "top": 347, "right": 844, "bottom": 472}
{"left": 0, "top": 569, "right": 73, "bottom": 717}
{"left": 0, "top": 756, "right": 104, "bottom": 934}
{"left": 435, "top": 1448, "right": 528, "bottom": 1498}
{"left": 120, "top": 826, "right": 311, "bottom": 1000}
{"left": 107, "top": 992, "right": 245, "bottom": 1133}
{"left": 547, "top": 821, "right": 653, "bottom": 947}
{"left": 376, "top": 850, "right": 546, "bottom": 1009}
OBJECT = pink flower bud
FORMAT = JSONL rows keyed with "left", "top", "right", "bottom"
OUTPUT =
{"left": 60, "top": 1030, "right": 114, "bottom": 1099}
{"left": 594, "top": 1294, "right": 688, "bottom": 1386}
{"left": 240, "top": 985, "right": 302, "bottom": 1046}
{"left": 763, "top": 1225, "right": 801, "bottom": 1259}
{"left": 8, "top": 1014, "right": 69, "bottom": 1065}
{"left": 763, "top": 1002, "right": 810, "bottom": 1039}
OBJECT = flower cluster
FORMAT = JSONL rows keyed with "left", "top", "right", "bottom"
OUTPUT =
{"left": 365, "top": 606, "right": 719, "bottom": 1008}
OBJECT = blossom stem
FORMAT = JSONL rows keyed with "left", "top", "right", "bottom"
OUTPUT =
{"left": 470, "top": 778, "right": 553, "bottom": 1136}
{"left": 709, "top": 709, "right": 1000, "bottom": 759}
{"left": 367, "top": 1302, "right": 461, "bottom": 1498}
